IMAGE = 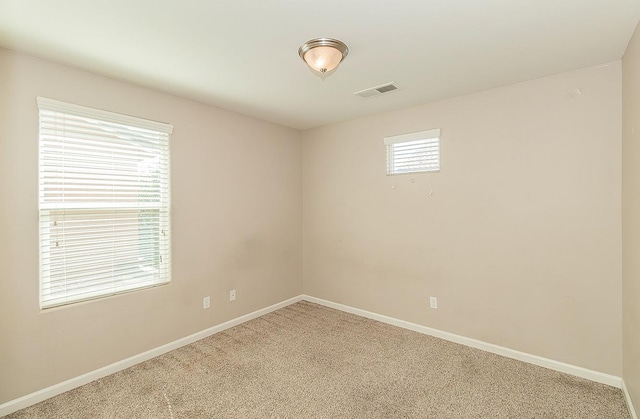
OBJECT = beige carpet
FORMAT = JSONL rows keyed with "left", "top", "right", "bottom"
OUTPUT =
{"left": 8, "top": 301, "right": 630, "bottom": 418}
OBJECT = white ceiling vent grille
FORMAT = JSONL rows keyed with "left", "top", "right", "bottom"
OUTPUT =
{"left": 354, "top": 82, "right": 400, "bottom": 99}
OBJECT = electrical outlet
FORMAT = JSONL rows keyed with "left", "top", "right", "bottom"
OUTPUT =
{"left": 430, "top": 296, "right": 438, "bottom": 309}
{"left": 203, "top": 296, "right": 210, "bottom": 309}
{"left": 229, "top": 289, "right": 236, "bottom": 301}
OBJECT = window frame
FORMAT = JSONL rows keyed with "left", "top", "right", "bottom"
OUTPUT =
{"left": 37, "top": 97, "right": 173, "bottom": 309}
{"left": 384, "top": 128, "right": 441, "bottom": 175}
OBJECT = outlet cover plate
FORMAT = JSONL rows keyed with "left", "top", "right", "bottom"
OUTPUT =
{"left": 429, "top": 296, "right": 438, "bottom": 309}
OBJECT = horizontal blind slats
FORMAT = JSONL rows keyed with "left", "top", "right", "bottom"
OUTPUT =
{"left": 46, "top": 265, "right": 164, "bottom": 286}
{"left": 41, "top": 203, "right": 168, "bottom": 210}
{"left": 38, "top": 99, "right": 173, "bottom": 134}
{"left": 385, "top": 131, "right": 440, "bottom": 175}
{"left": 38, "top": 97, "right": 172, "bottom": 309}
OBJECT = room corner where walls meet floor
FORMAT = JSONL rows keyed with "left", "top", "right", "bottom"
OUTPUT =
{"left": 1, "top": 294, "right": 636, "bottom": 418}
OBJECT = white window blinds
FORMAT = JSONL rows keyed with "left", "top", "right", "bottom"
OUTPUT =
{"left": 384, "top": 129, "right": 440, "bottom": 175}
{"left": 38, "top": 97, "right": 172, "bottom": 308}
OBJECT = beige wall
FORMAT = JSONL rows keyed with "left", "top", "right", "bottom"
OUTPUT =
{"left": 623, "top": 21, "right": 640, "bottom": 414}
{"left": 0, "top": 48, "right": 302, "bottom": 403}
{"left": 0, "top": 43, "right": 628, "bottom": 406}
{"left": 302, "top": 63, "right": 623, "bottom": 375}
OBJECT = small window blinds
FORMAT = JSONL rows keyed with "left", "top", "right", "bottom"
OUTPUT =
{"left": 37, "top": 97, "right": 172, "bottom": 308}
{"left": 384, "top": 129, "right": 440, "bottom": 175}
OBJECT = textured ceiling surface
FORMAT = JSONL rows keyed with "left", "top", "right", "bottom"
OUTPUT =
{"left": 1, "top": 0, "right": 639, "bottom": 129}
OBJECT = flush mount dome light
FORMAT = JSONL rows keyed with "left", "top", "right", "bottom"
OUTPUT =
{"left": 298, "top": 38, "right": 349, "bottom": 80}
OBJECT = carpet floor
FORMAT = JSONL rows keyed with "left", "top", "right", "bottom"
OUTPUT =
{"left": 8, "top": 301, "right": 630, "bottom": 418}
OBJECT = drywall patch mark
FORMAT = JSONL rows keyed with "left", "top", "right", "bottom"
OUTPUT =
{"left": 566, "top": 88, "right": 583, "bottom": 99}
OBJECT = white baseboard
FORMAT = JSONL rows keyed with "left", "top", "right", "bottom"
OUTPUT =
{"left": 302, "top": 295, "right": 622, "bottom": 389}
{"left": 0, "top": 295, "right": 304, "bottom": 417}
{"left": 623, "top": 380, "right": 639, "bottom": 419}
{"left": 1, "top": 294, "right": 627, "bottom": 417}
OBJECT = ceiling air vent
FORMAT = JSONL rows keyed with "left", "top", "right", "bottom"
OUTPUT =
{"left": 354, "top": 82, "right": 400, "bottom": 99}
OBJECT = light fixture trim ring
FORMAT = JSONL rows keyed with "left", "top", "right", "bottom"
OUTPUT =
{"left": 298, "top": 38, "right": 349, "bottom": 62}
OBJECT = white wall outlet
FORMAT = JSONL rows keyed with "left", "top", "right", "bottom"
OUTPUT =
{"left": 429, "top": 296, "right": 438, "bottom": 309}
{"left": 203, "top": 296, "right": 210, "bottom": 309}
{"left": 229, "top": 289, "right": 236, "bottom": 301}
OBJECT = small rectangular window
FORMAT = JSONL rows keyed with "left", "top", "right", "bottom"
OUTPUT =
{"left": 384, "top": 129, "right": 440, "bottom": 175}
{"left": 38, "top": 97, "right": 172, "bottom": 308}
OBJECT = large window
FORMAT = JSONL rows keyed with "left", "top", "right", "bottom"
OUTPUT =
{"left": 384, "top": 129, "right": 440, "bottom": 175}
{"left": 38, "top": 97, "right": 172, "bottom": 308}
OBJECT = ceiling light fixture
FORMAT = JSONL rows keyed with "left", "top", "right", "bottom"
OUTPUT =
{"left": 298, "top": 38, "right": 349, "bottom": 80}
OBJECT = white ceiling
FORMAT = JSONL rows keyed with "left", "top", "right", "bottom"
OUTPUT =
{"left": 1, "top": 1, "right": 639, "bottom": 130}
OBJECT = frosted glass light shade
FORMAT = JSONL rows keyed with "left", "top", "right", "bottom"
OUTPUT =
{"left": 303, "top": 46, "right": 343, "bottom": 73}
{"left": 298, "top": 38, "right": 348, "bottom": 79}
